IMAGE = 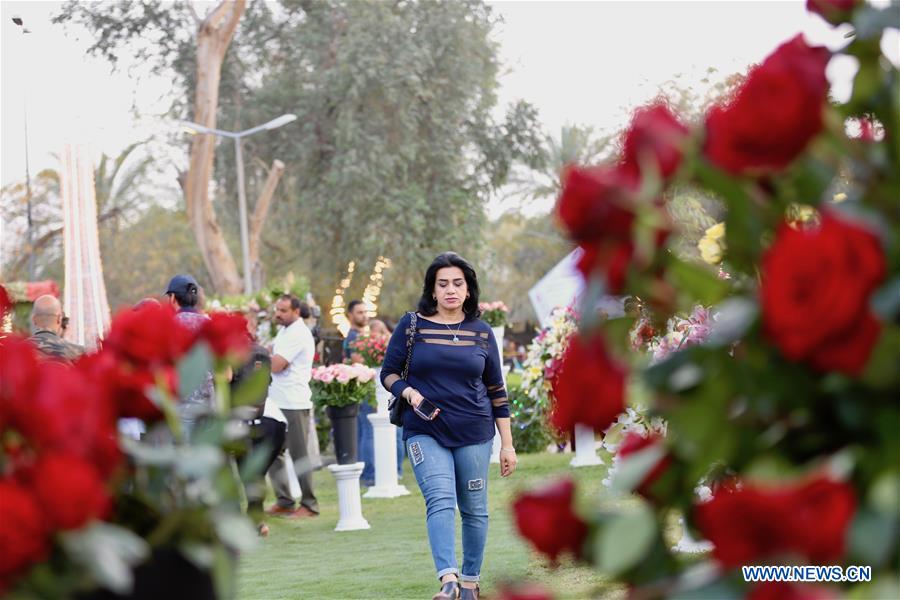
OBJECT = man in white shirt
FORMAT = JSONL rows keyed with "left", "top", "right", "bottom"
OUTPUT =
{"left": 264, "top": 294, "right": 319, "bottom": 517}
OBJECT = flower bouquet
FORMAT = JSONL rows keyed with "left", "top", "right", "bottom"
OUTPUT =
{"left": 349, "top": 334, "right": 388, "bottom": 368}
{"left": 478, "top": 301, "right": 510, "bottom": 328}
{"left": 0, "top": 298, "right": 269, "bottom": 598}
{"left": 311, "top": 363, "right": 377, "bottom": 408}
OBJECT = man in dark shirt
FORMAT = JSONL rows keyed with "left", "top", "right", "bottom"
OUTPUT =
{"left": 28, "top": 295, "right": 84, "bottom": 362}
{"left": 342, "top": 300, "right": 376, "bottom": 485}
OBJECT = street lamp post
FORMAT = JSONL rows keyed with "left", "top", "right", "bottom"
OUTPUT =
{"left": 12, "top": 16, "right": 34, "bottom": 281}
{"left": 180, "top": 113, "right": 297, "bottom": 296}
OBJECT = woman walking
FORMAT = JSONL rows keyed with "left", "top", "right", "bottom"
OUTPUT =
{"left": 381, "top": 252, "right": 517, "bottom": 600}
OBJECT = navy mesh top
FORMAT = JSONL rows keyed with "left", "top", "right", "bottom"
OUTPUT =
{"left": 380, "top": 312, "right": 509, "bottom": 448}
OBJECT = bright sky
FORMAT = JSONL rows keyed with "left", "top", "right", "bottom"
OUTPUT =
{"left": 1, "top": 0, "right": 896, "bottom": 206}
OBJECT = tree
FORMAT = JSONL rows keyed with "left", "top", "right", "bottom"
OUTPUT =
{"left": 56, "top": 0, "right": 544, "bottom": 311}
{"left": 508, "top": 124, "right": 615, "bottom": 205}
{"left": 479, "top": 212, "right": 570, "bottom": 323}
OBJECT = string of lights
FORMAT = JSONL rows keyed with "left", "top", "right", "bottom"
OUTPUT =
{"left": 330, "top": 261, "right": 356, "bottom": 337}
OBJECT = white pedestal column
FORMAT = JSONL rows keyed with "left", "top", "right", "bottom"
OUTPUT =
{"left": 490, "top": 325, "right": 505, "bottom": 464}
{"left": 364, "top": 369, "right": 410, "bottom": 499}
{"left": 570, "top": 424, "right": 603, "bottom": 467}
{"left": 673, "top": 517, "right": 714, "bottom": 553}
{"left": 327, "top": 462, "right": 370, "bottom": 532}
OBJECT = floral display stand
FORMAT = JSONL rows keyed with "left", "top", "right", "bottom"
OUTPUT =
{"left": 364, "top": 367, "right": 410, "bottom": 498}
{"left": 328, "top": 462, "right": 371, "bottom": 532}
{"left": 569, "top": 424, "right": 603, "bottom": 468}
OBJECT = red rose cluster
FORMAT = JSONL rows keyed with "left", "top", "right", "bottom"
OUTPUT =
{"left": 513, "top": 479, "right": 588, "bottom": 563}
{"left": 704, "top": 35, "right": 830, "bottom": 175}
{"left": 761, "top": 212, "right": 885, "bottom": 375}
{"left": 0, "top": 337, "right": 118, "bottom": 590}
{"left": 557, "top": 101, "right": 686, "bottom": 294}
{"left": 0, "top": 297, "right": 249, "bottom": 590}
{"left": 696, "top": 476, "right": 855, "bottom": 568}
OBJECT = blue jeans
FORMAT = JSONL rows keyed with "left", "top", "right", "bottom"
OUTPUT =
{"left": 358, "top": 402, "right": 375, "bottom": 481}
{"left": 407, "top": 435, "right": 492, "bottom": 582}
{"left": 397, "top": 426, "right": 405, "bottom": 477}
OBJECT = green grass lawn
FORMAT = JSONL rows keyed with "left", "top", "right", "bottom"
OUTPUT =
{"left": 236, "top": 452, "right": 628, "bottom": 600}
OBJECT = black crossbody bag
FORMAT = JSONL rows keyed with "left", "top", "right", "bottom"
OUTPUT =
{"left": 388, "top": 312, "right": 417, "bottom": 426}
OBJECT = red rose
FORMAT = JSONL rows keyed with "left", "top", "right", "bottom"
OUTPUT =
{"left": 551, "top": 334, "right": 626, "bottom": 433}
{"left": 556, "top": 165, "right": 638, "bottom": 244}
{"left": 0, "top": 284, "right": 11, "bottom": 319}
{"left": 0, "top": 336, "right": 41, "bottom": 430}
{"left": 617, "top": 431, "right": 671, "bottom": 500}
{"left": 198, "top": 312, "right": 251, "bottom": 360}
{"left": 761, "top": 212, "right": 885, "bottom": 375}
{"left": 104, "top": 302, "right": 194, "bottom": 367}
{"left": 807, "top": 0, "right": 859, "bottom": 25}
{"left": 0, "top": 480, "right": 50, "bottom": 582}
{"left": 12, "top": 361, "right": 121, "bottom": 477}
{"left": 748, "top": 581, "right": 838, "bottom": 600}
{"left": 27, "top": 453, "right": 112, "bottom": 530}
{"left": 789, "top": 478, "right": 857, "bottom": 564}
{"left": 575, "top": 241, "right": 634, "bottom": 294}
{"left": 696, "top": 477, "right": 855, "bottom": 568}
{"left": 513, "top": 479, "right": 588, "bottom": 562}
{"left": 76, "top": 349, "right": 172, "bottom": 423}
{"left": 622, "top": 102, "right": 689, "bottom": 180}
{"left": 704, "top": 35, "right": 830, "bottom": 175}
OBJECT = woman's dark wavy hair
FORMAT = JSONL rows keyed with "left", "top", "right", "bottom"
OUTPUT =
{"left": 417, "top": 252, "right": 481, "bottom": 320}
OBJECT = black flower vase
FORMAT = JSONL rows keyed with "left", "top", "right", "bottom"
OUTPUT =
{"left": 326, "top": 403, "right": 360, "bottom": 465}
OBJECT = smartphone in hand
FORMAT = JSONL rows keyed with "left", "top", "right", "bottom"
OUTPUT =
{"left": 413, "top": 398, "right": 440, "bottom": 421}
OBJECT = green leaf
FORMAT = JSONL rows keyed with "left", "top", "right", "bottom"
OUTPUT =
{"left": 611, "top": 445, "right": 667, "bottom": 495}
{"left": 120, "top": 437, "right": 177, "bottom": 466}
{"left": 238, "top": 438, "right": 278, "bottom": 482}
{"left": 706, "top": 297, "right": 758, "bottom": 346}
{"left": 60, "top": 522, "right": 150, "bottom": 595}
{"left": 231, "top": 367, "right": 271, "bottom": 408}
{"left": 173, "top": 446, "right": 225, "bottom": 479}
{"left": 853, "top": 4, "right": 900, "bottom": 41}
{"left": 849, "top": 507, "right": 899, "bottom": 568}
{"left": 596, "top": 502, "right": 657, "bottom": 576}
{"left": 872, "top": 278, "right": 900, "bottom": 321}
{"left": 667, "top": 259, "right": 730, "bottom": 306}
{"left": 211, "top": 543, "right": 237, "bottom": 600}
{"left": 213, "top": 511, "right": 260, "bottom": 554}
{"left": 177, "top": 343, "right": 214, "bottom": 399}
{"left": 861, "top": 326, "right": 900, "bottom": 390}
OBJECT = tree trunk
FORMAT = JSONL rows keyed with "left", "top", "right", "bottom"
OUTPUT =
{"left": 248, "top": 159, "right": 285, "bottom": 289}
{"left": 184, "top": 0, "right": 247, "bottom": 294}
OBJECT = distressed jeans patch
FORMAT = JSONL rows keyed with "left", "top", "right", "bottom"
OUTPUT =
{"left": 409, "top": 441, "right": 424, "bottom": 466}
{"left": 467, "top": 478, "right": 484, "bottom": 491}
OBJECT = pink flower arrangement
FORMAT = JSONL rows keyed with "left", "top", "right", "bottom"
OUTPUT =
{"left": 479, "top": 300, "right": 510, "bottom": 327}
{"left": 349, "top": 334, "right": 388, "bottom": 367}
{"left": 311, "top": 363, "right": 377, "bottom": 407}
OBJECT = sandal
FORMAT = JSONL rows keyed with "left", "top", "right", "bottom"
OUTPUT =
{"left": 432, "top": 580, "right": 460, "bottom": 600}
{"left": 460, "top": 584, "right": 479, "bottom": 600}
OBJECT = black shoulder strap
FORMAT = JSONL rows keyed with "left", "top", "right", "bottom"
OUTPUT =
{"left": 401, "top": 311, "right": 417, "bottom": 380}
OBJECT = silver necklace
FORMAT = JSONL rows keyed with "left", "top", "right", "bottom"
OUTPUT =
{"left": 444, "top": 320, "right": 464, "bottom": 343}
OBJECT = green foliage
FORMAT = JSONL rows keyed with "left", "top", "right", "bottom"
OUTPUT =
{"left": 55, "top": 0, "right": 545, "bottom": 316}
{"left": 479, "top": 213, "right": 570, "bottom": 322}
{"left": 509, "top": 382, "right": 554, "bottom": 453}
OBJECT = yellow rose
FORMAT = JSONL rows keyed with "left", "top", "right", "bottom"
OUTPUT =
{"left": 698, "top": 222, "right": 726, "bottom": 265}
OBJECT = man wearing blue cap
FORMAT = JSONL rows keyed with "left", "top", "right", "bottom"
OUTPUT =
{"left": 165, "top": 274, "right": 214, "bottom": 439}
